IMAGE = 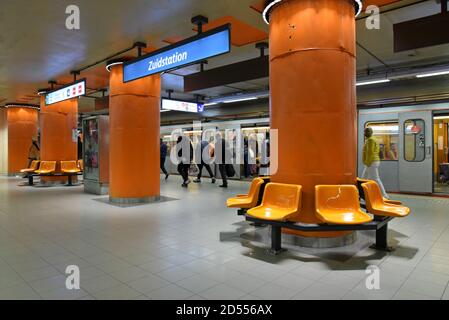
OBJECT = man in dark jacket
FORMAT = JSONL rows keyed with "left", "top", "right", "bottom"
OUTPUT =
{"left": 176, "top": 135, "right": 193, "bottom": 188}
{"left": 160, "top": 139, "right": 169, "bottom": 180}
{"left": 193, "top": 140, "right": 215, "bottom": 184}
{"left": 215, "top": 133, "right": 231, "bottom": 188}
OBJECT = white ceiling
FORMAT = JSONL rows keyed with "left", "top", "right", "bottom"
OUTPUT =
{"left": 0, "top": 0, "right": 448, "bottom": 105}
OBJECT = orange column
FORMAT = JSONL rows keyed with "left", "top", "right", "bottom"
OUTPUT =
{"left": 40, "top": 95, "right": 78, "bottom": 181}
{"left": 6, "top": 107, "right": 39, "bottom": 174}
{"left": 269, "top": 0, "right": 357, "bottom": 237}
{"left": 109, "top": 63, "right": 161, "bottom": 203}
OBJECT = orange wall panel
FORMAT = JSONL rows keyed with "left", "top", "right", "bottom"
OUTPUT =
{"left": 40, "top": 96, "right": 78, "bottom": 176}
{"left": 7, "top": 108, "right": 38, "bottom": 174}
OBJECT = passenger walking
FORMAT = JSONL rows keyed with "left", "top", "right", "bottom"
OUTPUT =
{"left": 215, "top": 133, "right": 231, "bottom": 188}
{"left": 77, "top": 134, "right": 83, "bottom": 160}
{"left": 28, "top": 136, "right": 40, "bottom": 167}
{"left": 176, "top": 135, "right": 193, "bottom": 188}
{"left": 160, "top": 139, "right": 169, "bottom": 180}
{"left": 362, "top": 127, "right": 389, "bottom": 199}
{"left": 193, "top": 139, "right": 215, "bottom": 184}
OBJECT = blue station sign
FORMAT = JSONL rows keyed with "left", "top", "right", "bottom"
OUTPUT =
{"left": 123, "top": 24, "right": 231, "bottom": 82}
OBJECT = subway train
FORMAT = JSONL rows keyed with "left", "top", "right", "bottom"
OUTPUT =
{"left": 358, "top": 102, "right": 449, "bottom": 196}
{"left": 159, "top": 102, "right": 449, "bottom": 196}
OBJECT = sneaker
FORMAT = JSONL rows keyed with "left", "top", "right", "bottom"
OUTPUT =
{"left": 165, "top": 174, "right": 169, "bottom": 180}
{"left": 211, "top": 178, "right": 216, "bottom": 184}
{"left": 219, "top": 184, "right": 228, "bottom": 188}
{"left": 193, "top": 178, "right": 201, "bottom": 183}
{"left": 181, "top": 182, "right": 188, "bottom": 188}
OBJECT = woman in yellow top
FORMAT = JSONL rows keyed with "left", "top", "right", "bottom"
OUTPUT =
{"left": 362, "top": 127, "right": 389, "bottom": 199}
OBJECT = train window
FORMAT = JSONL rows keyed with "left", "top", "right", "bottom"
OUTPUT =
{"left": 404, "top": 119, "right": 426, "bottom": 162}
{"left": 365, "top": 122, "right": 399, "bottom": 161}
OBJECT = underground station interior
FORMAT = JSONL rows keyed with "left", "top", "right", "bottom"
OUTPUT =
{"left": 1, "top": 0, "right": 449, "bottom": 306}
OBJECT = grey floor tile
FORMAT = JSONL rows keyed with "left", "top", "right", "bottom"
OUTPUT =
{"left": 252, "top": 282, "right": 298, "bottom": 300}
{"left": 146, "top": 284, "right": 195, "bottom": 300}
{"left": 127, "top": 274, "right": 171, "bottom": 294}
{"left": 81, "top": 274, "right": 123, "bottom": 294}
{"left": 393, "top": 289, "right": 437, "bottom": 300}
{"left": 400, "top": 278, "right": 447, "bottom": 299}
{"left": 138, "top": 259, "right": 175, "bottom": 273}
{"left": 0, "top": 282, "right": 41, "bottom": 300}
{"left": 92, "top": 284, "right": 142, "bottom": 300}
{"left": 29, "top": 275, "right": 67, "bottom": 294}
{"left": 292, "top": 282, "right": 349, "bottom": 300}
{"left": 199, "top": 284, "right": 246, "bottom": 300}
{"left": 1, "top": 177, "right": 449, "bottom": 300}
{"left": 108, "top": 266, "right": 149, "bottom": 283}
{"left": 40, "top": 287, "right": 89, "bottom": 300}
{"left": 18, "top": 265, "right": 62, "bottom": 282}
{"left": 225, "top": 273, "right": 267, "bottom": 293}
{"left": 156, "top": 266, "right": 196, "bottom": 282}
{"left": 177, "top": 274, "right": 219, "bottom": 294}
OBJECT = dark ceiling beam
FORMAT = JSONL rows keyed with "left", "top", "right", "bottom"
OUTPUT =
{"left": 394, "top": 10, "right": 449, "bottom": 52}
{"left": 184, "top": 56, "right": 269, "bottom": 92}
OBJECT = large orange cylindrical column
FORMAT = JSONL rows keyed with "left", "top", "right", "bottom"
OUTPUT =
{"left": 40, "top": 95, "right": 78, "bottom": 182}
{"left": 6, "top": 106, "right": 39, "bottom": 174}
{"left": 269, "top": 0, "right": 357, "bottom": 237}
{"left": 109, "top": 63, "right": 161, "bottom": 203}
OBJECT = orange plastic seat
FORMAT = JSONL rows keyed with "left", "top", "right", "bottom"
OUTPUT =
{"left": 356, "top": 177, "right": 402, "bottom": 205}
{"left": 362, "top": 181, "right": 410, "bottom": 218}
{"left": 315, "top": 185, "right": 373, "bottom": 225}
{"left": 247, "top": 183, "right": 302, "bottom": 221}
{"left": 227, "top": 178, "right": 264, "bottom": 209}
{"left": 61, "top": 161, "right": 81, "bottom": 174}
{"left": 34, "top": 161, "right": 56, "bottom": 175}
{"left": 77, "top": 159, "right": 84, "bottom": 171}
{"left": 20, "top": 160, "right": 40, "bottom": 173}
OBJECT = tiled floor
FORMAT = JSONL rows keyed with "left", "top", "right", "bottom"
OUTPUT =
{"left": 1, "top": 176, "right": 449, "bottom": 300}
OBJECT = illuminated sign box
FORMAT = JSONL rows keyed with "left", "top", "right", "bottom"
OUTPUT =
{"left": 123, "top": 25, "right": 231, "bottom": 82}
{"left": 161, "top": 99, "right": 204, "bottom": 113}
{"left": 45, "top": 79, "right": 86, "bottom": 106}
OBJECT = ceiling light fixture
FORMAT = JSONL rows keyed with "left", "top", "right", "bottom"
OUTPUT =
{"left": 4, "top": 103, "right": 40, "bottom": 110}
{"left": 106, "top": 61, "right": 124, "bottom": 72}
{"left": 223, "top": 97, "right": 258, "bottom": 104}
{"left": 262, "top": 0, "right": 362, "bottom": 25}
{"left": 434, "top": 115, "right": 449, "bottom": 120}
{"left": 356, "top": 79, "right": 390, "bottom": 86}
{"left": 416, "top": 70, "right": 449, "bottom": 78}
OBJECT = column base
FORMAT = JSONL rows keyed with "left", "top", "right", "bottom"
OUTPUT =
{"left": 280, "top": 229, "right": 357, "bottom": 249}
{"left": 109, "top": 195, "right": 161, "bottom": 205}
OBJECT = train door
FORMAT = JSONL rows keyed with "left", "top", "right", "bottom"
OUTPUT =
{"left": 398, "top": 111, "right": 433, "bottom": 193}
{"left": 433, "top": 114, "right": 449, "bottom": 194}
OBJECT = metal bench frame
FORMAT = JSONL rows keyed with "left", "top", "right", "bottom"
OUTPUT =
{"left": 245, "top": 214, "right": 394, "bottom": 255}
{"left": 26, "top": 172, "right": 83, "bottom": 186}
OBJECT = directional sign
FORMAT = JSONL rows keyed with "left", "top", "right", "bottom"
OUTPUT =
{"left": 45, "top": 79, "right": 86, "bottom": 106}
{"left": 161, "top": 99, "right": 203, "bottom": 113}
